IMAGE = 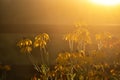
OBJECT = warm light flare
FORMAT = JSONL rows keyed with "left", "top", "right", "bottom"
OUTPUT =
{"left": 91, "top": 0, "right": 120, "bottom": 6}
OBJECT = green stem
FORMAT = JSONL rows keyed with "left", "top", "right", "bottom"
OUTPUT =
{"left": 44, "top": 47, "right": 49, "bottom": 66}
{"left": 40, "top": 47, "right": 44, "bottom": 64}
{"left": 27, "top": 52, "right": 40, "bottom": 72}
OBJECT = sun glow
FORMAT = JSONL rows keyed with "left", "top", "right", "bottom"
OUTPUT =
{"left": 91, "top": 0, "right": 120, "bottom": 6}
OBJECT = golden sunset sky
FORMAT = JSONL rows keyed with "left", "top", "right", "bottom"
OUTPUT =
{"left": 0, "top": 0, "right": 120, "bottom": 25}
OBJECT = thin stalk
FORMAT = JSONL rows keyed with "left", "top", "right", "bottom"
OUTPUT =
{"left": 40, "top": 47, "right": 44, "bottom": 64}
{"left": 71, "top": 40, "right": 74, "bottom": 52}
{"left": 27, "top": 52, "right": 40, "bottom": 72}
{"left": 43, "top": 47, "right": 49, "bottom": 66}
